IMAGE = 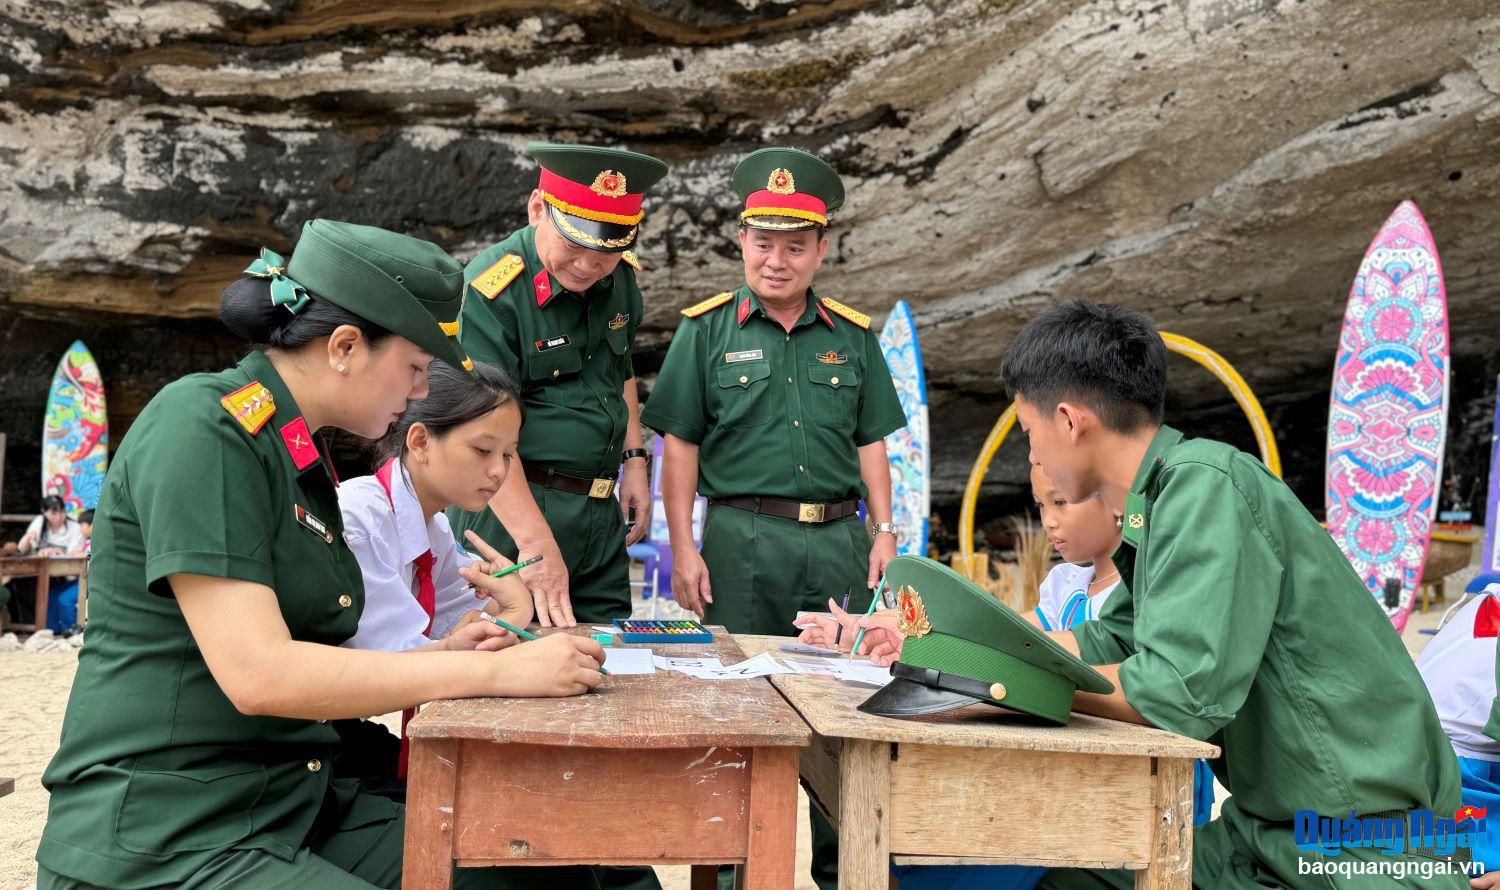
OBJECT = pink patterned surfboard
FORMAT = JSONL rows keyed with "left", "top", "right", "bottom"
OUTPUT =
{"left": 1325, "top": 201, "right": 1450, "bottom": 634}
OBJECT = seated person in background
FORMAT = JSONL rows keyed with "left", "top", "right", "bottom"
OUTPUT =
{"left": 336, "top": 359, "right": 535, "bottom": 800}
{"left": 2, "top": 496, "right": 87, "bottom": 630}
{"left": 6, "top": 495, "right": 86, "bottom": 557}
{"left": 1417, "top": 573, "right": 1500, "bottom": 889}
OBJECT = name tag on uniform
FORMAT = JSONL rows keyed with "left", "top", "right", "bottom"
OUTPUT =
{"left": 536, "top": 335, "right": 572, "bottom": 352}
{"left": 295, "top": 504, "right": 334, "bottom": 544}
{"left": 724, "top": 349, "right": 764, "bottom": 363}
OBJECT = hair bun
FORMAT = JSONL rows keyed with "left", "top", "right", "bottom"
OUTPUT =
{"left": 219, "top": 276, "right": 284, "bottom": 343}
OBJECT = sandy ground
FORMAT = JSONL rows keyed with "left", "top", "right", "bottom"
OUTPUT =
{"left": 0, "top": 556, "right": 1482, "bottom": 890}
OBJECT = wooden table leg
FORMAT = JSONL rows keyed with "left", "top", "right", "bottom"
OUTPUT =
{"left": 837, "top": 738, "right": 891, "bottom": 890}
{"left": 689, "top": 865, "right": 720, "bottom": 890}
{"left": 34, "top": 567, "right": 49, "bottom": 633}
{"left": 737, "top": 746, "right": 798, "bottom": 889}
{"left": 403, "top": 739, "right": 459, "bottom": 890}
{"left": 77, "top": 567, "right": 88, "bottom": 626}
{"left": 1135, "top": 756, "right": 1194, "bottom": 890}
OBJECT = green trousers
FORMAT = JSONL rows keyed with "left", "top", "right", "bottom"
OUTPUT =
{"left": 700, "top": 504, "right": 874, "bottom": 890}
{"left": 449, "top": 479, "right": 631, "bottom": 625}
{"left": 1037, "top": 798, "right": 1469, "bottom": 890}
{"left": 37, "top": 791, "right": 600, "bottom": 890}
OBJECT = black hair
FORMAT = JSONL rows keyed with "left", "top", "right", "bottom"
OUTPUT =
{"left": 79, "top": 510, "right": 95, "bottom": 524}
{"left": 998, "top": 299, "right": 1167, "bottom": 432}
{"left": 40, "top": 495, "right": 66, "bottom": 513}
{"left": 375, "top": 360, "right": 522, "bottom": 465}
{"left": 219, "top": 275, "right": 392, "bottom": 350}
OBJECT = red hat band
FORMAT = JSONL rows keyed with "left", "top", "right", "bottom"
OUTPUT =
{"left": 538, "top": 168, "right": 645, "bottom": 226}
{"left": 741, "top": 189, "right": 828, "bottom": 226}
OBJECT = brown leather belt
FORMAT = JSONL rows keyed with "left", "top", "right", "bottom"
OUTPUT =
{"left": 525, "top": 464, "right": 617, "bottom": 499}
{"left": 710, "top": 496, "right": 860, "bottom": 523}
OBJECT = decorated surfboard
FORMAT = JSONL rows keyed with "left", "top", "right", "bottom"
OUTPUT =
{"left": 1325, "top": 201, "right": 1450, "bottom": 634}
{"left": 42, "top": 340, "right": 109, "bottom": 517}
{"left": 1485, "top": 377, "right": 1500, "bottom": 573}
{"left": 878, "top": 300, "right": 930, "bottom": 558}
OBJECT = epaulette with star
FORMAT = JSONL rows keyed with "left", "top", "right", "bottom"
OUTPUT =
{"left": 820, "top": 297, "right": 870, "bottom": 329}
{"left": 471, "top": 253, "right": 526, "bottom": 300}
{"left": 220, "top": 382, "right": 276, "bottom": 435}
{"left": 682, "top": 292, "right": 735, "bottom": 318}
{"left": 620, "top": 249, "right": 642, "bottom": 271}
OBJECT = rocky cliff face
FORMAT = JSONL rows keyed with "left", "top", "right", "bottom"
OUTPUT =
{"left": 2, "top": 0, "right": 1498, "bottom": 524}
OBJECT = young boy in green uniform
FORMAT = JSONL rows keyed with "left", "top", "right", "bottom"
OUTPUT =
{"left": 999, "top": 300, "right": 1466, "bottom": 889}
{"left": 450, "top": 143, "right": 668, "bottom": 630}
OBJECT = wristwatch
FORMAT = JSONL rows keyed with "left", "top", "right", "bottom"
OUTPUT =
{"left": 872, "top": 522, "right": 897, "bottom": 538}
{"left": 622, "top": 448, "right": 649, "bottom": 463}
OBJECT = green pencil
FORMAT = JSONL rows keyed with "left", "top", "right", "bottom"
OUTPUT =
{"left": 489, "top": 554, "right": 542, "bottom": 579}
{"left": 848, "top": 575, "right": 888, "bottom": 659}
{"left": 478, "top": 613, "right": 610, "bottom": 676}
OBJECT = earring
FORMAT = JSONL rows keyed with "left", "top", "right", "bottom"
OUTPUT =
{"left": 1114, "top": 516, "right": 1123, "bottom": 528}
{"left": 336, "top": 363, "right": 347, "bottom": 374}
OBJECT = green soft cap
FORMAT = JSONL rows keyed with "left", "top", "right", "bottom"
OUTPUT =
{"left": 858, "top": 555, "right": 1114, "bottom": 724}
{"left": 285, "top": 220, "right": 470, "bottom": 372}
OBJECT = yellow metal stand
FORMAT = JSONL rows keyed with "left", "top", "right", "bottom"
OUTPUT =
{"left": 958, "top": 332, "right": 1281, "bottom": 570}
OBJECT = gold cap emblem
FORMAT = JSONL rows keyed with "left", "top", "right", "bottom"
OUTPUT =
{"left": 988, "top": 683, "right": 1007, "bottom": 701}
{"left": 895, "top": 585, "right": 932, "bottom": 638}
{"left": 767, "top": 168, "right": 796, "bottom": 195}
{"left": 590, "top": 169, "right": 628, "bottom": 198}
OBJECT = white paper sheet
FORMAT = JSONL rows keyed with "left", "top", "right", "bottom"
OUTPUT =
{"left": 784, "top": 657, "right": 894, "bottom": 687}
{"left": 601, "top": 647, "right": 656, "bottom": 675}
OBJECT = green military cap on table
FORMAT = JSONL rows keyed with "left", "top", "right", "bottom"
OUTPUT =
{"left": 528, "top": 141, "right": 670, "bottom": 253}
{"left": 859, "top": 555, "right": 1114, "bottom": 724}
{"left": 733, "top": 146, "right": 846, "bottom": 232}
{"left": 247, "top": 219, "right": 473, "bottom": 372}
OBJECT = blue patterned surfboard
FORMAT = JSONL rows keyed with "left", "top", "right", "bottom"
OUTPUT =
{"left": 878, "top": 301, "right": 930, "bottom": 557}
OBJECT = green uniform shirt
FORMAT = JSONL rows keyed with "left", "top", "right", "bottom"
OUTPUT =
{"left": 39, "top": 350, "right": 367, "bottom": 888}
{"left": 458, "top": 226, "right": 640, "bottom": 478}
{"left": 641, "top": 285, "right": 906, "bottom": 501}
{"left": 1074, "top": 426, "right": 1460, "bottom": 822}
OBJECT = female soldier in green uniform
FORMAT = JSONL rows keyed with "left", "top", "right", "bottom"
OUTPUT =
{"left": 36, "top": 220, "right": 606, "bottom": 889}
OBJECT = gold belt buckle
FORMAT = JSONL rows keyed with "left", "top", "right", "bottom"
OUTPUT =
{"left": 589, "top": 478, "right": 616, "bottom": 499}
{"left": 798, "top": 502, "right": 826, "bottom": 523}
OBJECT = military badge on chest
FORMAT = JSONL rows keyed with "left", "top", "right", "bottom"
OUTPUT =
{"left": 536, "top": 335, "right": 572, "bottom": 352}
{"left": 295, "top": 504, "right": 334, "bottom": 544}
{"left": 815, "top": 351, "right": 847, "bottom": 365}
{"left": 724, "top": 349, "right": 764, "bottom": 363}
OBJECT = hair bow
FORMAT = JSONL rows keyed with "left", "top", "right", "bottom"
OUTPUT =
{"left": 245, "top": 248, "right": 311, "bottom": 315}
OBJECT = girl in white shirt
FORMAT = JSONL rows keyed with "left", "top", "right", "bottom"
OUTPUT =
{"left": 336, "top": 359, "right": 536, "bottom": 795}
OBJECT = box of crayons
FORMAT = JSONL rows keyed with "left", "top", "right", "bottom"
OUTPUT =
{"left": 612, "top": 619, "right": 714, "bottom": 644}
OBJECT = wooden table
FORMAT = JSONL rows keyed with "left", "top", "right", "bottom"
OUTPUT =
{"left": 737, "top": 635, "right": 1220, "bottom": 889}
{"left": 403, "top": 627, "right": 811, "bottom": 889}
{"left": 0, "top": 555, "right": 88, "bottom": 633}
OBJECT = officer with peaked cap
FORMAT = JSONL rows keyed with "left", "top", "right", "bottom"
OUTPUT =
{"left": 643, "top": 146, "right": 908, "bottom": 890}
{"left": 450, "top": 143, "right": 669, "bottom": 635}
